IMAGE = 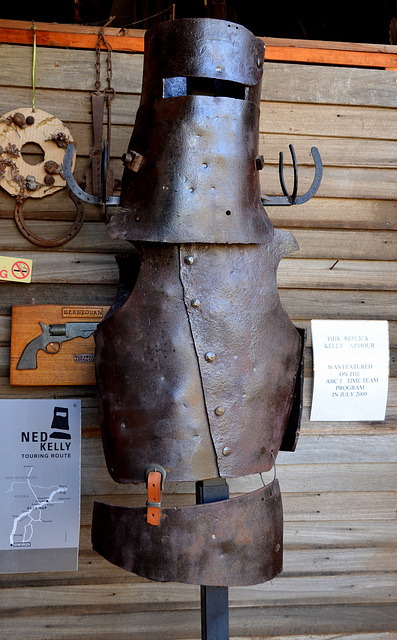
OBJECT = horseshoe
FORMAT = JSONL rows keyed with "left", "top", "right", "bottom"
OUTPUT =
{"left": 14, "top": 189, "right": 85, "bottom": 248}
{"left": 262, "top": 145, "right": 323, "bottom": 206}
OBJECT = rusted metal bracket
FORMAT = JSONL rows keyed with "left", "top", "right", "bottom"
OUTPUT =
{"left": 262, "top": 145, "right": 322, "bottom": 206}
{"left": 14, "top": 189, "right": 85, "bottom": 248}
{"left": 63, "top": 142, "right": 120, "bottom": 206}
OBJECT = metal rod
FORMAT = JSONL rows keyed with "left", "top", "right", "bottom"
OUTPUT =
{"left": 196, "top": 478, "right": 229, "bottom": 640}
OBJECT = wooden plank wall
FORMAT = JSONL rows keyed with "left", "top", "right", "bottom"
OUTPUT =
{"left": 0, "top": 37, "right": 396, "bottom": 640}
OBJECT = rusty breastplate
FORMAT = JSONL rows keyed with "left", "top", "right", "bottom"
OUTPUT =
{"left": 95, "top": 234, "right": 302, "bottom": 483}
{"left": 92, "top": 16, "right": 306, "bottom": 587}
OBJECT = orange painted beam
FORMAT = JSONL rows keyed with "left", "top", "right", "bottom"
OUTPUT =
{"left": 0, "top": 30, "right": 144, "bottom": 53}
{"left": 1, "top": 19, "right": 397, "bottom": 68}
{"left": 0, "top": 20, "right": 145, "bottom": 53}
{"left": 264, "top": 44, "right": 397, "bottom": 69}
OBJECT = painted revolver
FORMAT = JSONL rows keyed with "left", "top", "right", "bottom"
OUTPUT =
{"left": 17, "top": 322, "right": 99, "bottom": 370}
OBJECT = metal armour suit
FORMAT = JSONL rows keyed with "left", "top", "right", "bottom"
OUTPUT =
{"left": 92, "top": 17, "right": 306, "bottom": 587}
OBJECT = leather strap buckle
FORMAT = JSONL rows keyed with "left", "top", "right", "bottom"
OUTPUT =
{"left": 145, "top": 465, "right": 166, "bottom": 526}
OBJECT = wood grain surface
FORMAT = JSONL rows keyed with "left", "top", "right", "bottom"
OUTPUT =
{"left": 0, "top": 33, "right": 396, "bottom": 640}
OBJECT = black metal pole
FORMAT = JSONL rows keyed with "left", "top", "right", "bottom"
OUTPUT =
{"left": 196, "top": 478, "right": 229, "bottom": 640}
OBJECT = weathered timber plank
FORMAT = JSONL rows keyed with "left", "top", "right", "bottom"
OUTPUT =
{"left": 81, "top": 463, "right": 397, "bottom": 496}
{"left": 79, "top": 434, "right": 397, "bottom": 469}
{"left": 2, "top": 195, "right": 396, "bottom": 232}
{"left": 270, "top": 198, "right": 397, "bottom": 231}
{"left": 0, "top": 314, "right": 10, "bottom": 345}
{"left": 282, "top": 493, "right": 397, "bottom": 524}
{"left": 2, "top": 221, "right": 396, "bottom": 261}
{"left": 277, "top": 435, "right": 397, "bottom": 464}
{"left": 0, "top": 86, "right": 140, "bottom": 125}
{"left": 0, "top": 604, "right": 395, "bottom": 639}
{"left": 232, "top": 636, "right": 397, "bottom": 640}
{"left": 260, "top": 102, "right": 397, "bottom": 140}
{"left": 261, "top": 133, "right": 397, "bottom": 169}
{"left": 231, "top": 604, "right": 397, "bottom": 637}
{"left": 2, "top": 375, "right": 394, "bottom": 432}
{"left": 0, "top": 251, "right": 118, "bottom": 283}
{"left": 279, "top": 289, "right": 397, "bottom": 320}
{"left": 0, "top": 284, "right": 116, "bottom": 314}
{"left": 1, "top": 574, "right": 395, "bottom": 611}
{"left": 0, "top": 45, "right": 144, "bottom": 93}
{"left": 228, "top": 603, "right": 397, "bottom": 637}
{"left": 1, "top": 322, "right": 397, "bottom": 371}
{"left": 0, "top": 188, "right": 108, "bottom": 221}
{"left": 279, "top": 258, "right": 397, "bottom": 290}
{"left": 0, "top": 383, "right": 393, "bottom": 436}
{"left": 1, "top": 90, "right": 396, "bottom": 143}
{"left": 1, "top": 350, "right": 396, "bottom": 401}
{"left": 5, "top": 120, "right": 397, "bottom": 171}
{"left": 76, "top": 402, "right": 397, "bottom": 438}
{"left": 0, "top": 365, "right": 393, "bottom": 405}
{"left": 282, "top": 520, "right": 397, "bottom": 549}
{"left": 0, "top": 344, "right": 9, "bottom": 374}
{"left": 0, "top": 380, "right": 95, "bottom": 400}
{"left": 230, "top": 464, "right": 396, "bottom": 494}
{"left": 291, "top": 230, "right": 396, "bottom": 260}
{"left": 0, "top": 220, "right": 131, "bottom": 254}
{"left": 262, "top": 63, "right": 397, "bottom": 107}
{"left": 261, "top": 165, "right": 397, "bottom": 201}
{"left": 1, "top": 251, "right": 396, "bottom": 288}
{"left": 298, "top": 406, "right": 397, "bottom": 436}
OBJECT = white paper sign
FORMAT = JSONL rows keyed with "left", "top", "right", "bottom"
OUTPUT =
{"left": 310, "top": 320, "right": 389, "bottom": 421}
{"left": 0, "top": 399, "right": 81, "bottom": 573}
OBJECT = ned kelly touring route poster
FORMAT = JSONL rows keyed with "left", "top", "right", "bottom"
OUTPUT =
{"left": 0, "top": 399, "right": 81, "bottom": 573}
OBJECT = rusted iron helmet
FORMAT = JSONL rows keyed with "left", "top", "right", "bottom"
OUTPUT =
{"left": 109, "top": 17, "right": 273, "bottom": 244}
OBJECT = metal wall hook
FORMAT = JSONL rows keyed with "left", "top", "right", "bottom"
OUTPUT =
{"left": 262, "top": 145, "right": 323, "bottom": 206}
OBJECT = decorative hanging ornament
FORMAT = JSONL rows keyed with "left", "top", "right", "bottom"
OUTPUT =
{"left": 0, "top": 107, "right": 84, "bottom": 247}
{"left": 0, "top": 107, "right": 76, "bottom": 199}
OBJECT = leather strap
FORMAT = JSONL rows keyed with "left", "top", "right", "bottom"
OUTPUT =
{"left": 146, "top": 470, "right": 162, "bottom": 526}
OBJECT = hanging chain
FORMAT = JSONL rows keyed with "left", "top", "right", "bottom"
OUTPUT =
{"left": 94, "top": 30, "right": 115, "bottom": 166}
{"left": 95, "top": 31, "right": 114, "bottom": 97}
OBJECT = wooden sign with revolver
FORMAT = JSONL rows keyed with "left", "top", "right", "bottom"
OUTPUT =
{"left": 10, "top": 305, "right": 109, "bottom": 386}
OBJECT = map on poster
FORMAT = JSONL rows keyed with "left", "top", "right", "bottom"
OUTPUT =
{"left": 0, "top": 399, "right": 81, "bottom": 573}
{"left": 310, "top": 320, "right": 389, "bottom": 421}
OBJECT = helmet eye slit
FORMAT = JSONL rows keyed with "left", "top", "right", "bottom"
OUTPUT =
{"left": 163, "top": 76, "right": 247, "bottom": 100}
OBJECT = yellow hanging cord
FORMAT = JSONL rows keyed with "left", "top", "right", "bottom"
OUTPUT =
{"left": 31, "top": 21, "right": 37, "bottom": 111}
